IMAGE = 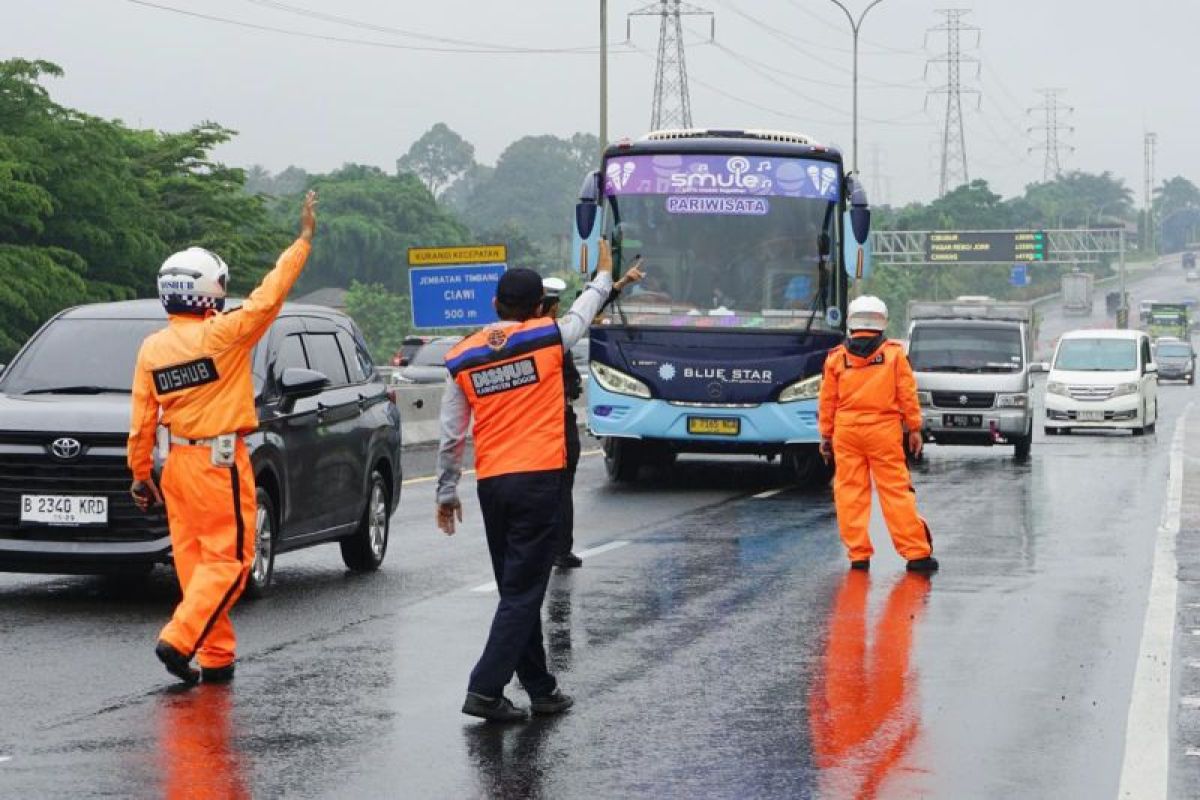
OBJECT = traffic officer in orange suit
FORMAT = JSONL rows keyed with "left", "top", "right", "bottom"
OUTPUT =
{"left": 817, "top": 295, "right": 938, "bottom": 572}
{"left": 128, "top": 191, "right": 318, "bottom": 685}
{"left": 437, "top": 242, "right": 614, "bottom": 722}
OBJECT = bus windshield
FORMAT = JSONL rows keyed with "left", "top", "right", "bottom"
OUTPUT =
{"left": 602, "top": 153, "right": 841, "bottom": 331}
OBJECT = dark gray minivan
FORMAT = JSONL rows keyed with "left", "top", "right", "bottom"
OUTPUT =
{"left": 0, "top": 299, "right": 402, "bottom": 596}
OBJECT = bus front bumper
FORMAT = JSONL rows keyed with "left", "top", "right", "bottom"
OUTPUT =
{"left": 586, "top": 383, "right": 821, "bottom": 447}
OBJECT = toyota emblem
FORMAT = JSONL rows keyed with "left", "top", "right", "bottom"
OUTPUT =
{"left": 958, "top": 395, "right": 969, "bottom": 406}
{"left": 50, "top": 437, "right": 83, "bottom": 461}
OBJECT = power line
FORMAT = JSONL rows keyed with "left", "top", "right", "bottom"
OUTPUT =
{"left": 925, "top": 9, "right": 980, "bottom": 196}
{"left": 629, "top": 0, "right": 714, "bottom": 130}
{"left": 1027, "top": 88, "right": 1074, "bottom": 181}
{"left": 125, "top": 0, "right": 629, "bottom": 55}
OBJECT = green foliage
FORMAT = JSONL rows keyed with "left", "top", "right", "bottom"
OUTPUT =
{"left": 397, "top": 122, "right": 475, "bottom": 197}
{"left": 0, "top": 58, "right": 286, "bottom": 360}
{"left": 290, "top": 166, "right": 470, "bottom": 295}
{"left": 1154, "top": 176, "right": 1200, "bottom": 218}
{"left": 344, "top": 280, "right": 412, "bottom": 359}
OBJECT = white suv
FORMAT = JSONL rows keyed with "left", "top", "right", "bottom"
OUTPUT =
{"left": 1044, "top": 329, "right": 1158, "bottom": 436}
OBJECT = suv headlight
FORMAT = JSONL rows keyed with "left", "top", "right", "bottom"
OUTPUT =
{"left": 997, "top": 393, "right": 1027, "bottom": 408}
{"left": 590, "top": 362, "right": 651, "bottom": 399}
{"left": 1111, "top": 382, "right": 1140, "bottom": 397}
{"left": 1046, "top": 381, "right": 1069, "bottom": 396}
{"left": 779, "top": 374, "right": 822, "bottom": 403}
{"left": 916, "top": 390, "right": 932, "bottom": 407}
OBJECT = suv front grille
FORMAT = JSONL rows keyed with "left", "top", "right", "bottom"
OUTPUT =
{"left": 0, "top": 451, "right": 167, "bottom": 543}
{"left": 931, "top": 391, "right": 996, "bottom": 409}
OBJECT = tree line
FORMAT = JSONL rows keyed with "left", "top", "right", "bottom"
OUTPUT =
{"left": 3, "top": 57, "right": 1199, "bottom": 360}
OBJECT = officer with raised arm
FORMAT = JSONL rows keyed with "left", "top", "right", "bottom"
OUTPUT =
{"left": 436, "top": 242, "right": 614, "bottom": 722}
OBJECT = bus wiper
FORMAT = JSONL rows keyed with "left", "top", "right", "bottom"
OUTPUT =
{"left": 23, "top": 385, "right": 131, "bottom": 395}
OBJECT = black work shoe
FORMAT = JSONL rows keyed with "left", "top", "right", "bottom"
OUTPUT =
{"left": 530, "top": 689, "right": 575, "bottom": 716}
{"left": 850, "top": 559, "right": 871, "bottom": 571}
{"left": 201, "top": 664, "right": 236, "bottom": 684}
{"left": 155, "top": 641, "right": 199, "bottom": 686}
{"left": 461, "top": 692, "right": 529, "bottom": 722}
{"left": 555, "top": 553, "right": 583, "bottom": 569}
{"left": 906, "top": 556, "right": 940, "bottom": 573}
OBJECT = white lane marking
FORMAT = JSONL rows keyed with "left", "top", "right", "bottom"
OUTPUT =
{"left": 0, "top": 756, "right": 10, "bottom": 764}
{"left": 403, "top": 450, "right": 602, "bottom": 486}
{"left": 1182, "top": 697, "right": 1200, "bottom": 709}
{"left": 1188, "top": 660, "right": 1200, "bottom": 670}
{"left": 1118, "top": 401, "right": 1192, "bottom": 799}
{"left": 753, "top": 487, "right": 786, "bottom": 499}
{"left": 1188, "top": 748, "right": 1200, "bottom": 758}
{"left": 468, "top": 540, "right": 631, "bottom": 593}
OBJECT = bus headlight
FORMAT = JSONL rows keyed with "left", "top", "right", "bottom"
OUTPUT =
{"left": 590, "top": 362, "right": 651, "bottom": 399}
{"left": 997, "top": 393, "right": 1028, "bottom": 408}
{"left": 779, "top": 374, "right": 822, "bottom": 403}
{"left": 1046, "top": 381, "right": 1069, "bottom": 396}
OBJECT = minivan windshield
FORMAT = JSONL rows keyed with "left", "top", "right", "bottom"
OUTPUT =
{"left": 1157, "top": 343, "right": 1191, "bottom": 358}
{"left": 0, "top": 318, "right": 165, "bottom": 395}
{"left": 1055, "top": 338, "right": 1138, "bottom": 371}
{"left": 907, "top": 325, "right": 1024, "bottom": 372}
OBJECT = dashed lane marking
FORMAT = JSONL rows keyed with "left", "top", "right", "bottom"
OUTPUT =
{"left": 753, "top": 487, "right": 787, "bottom": 499}
{"left": 403, "top": 449, "right": 602, "bottom": 486}
{"left": 0, "top": 756, "right": 10, "bottom": 764}
{"left": 1188, "top": 748, "right": 1200, "bottom": 758}
{"left": 1182, "top": 697, "right": 1200, "bottom": 709}
{"left": 469, "top": 540, "right": 631, "bottom": 593}
{"left": 1118, "top": 401, "right": 1192, "bottom": 799}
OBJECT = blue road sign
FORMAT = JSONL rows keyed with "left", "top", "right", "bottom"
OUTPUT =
{"left": 409, "top": 263, "right": 506, "bottom": 329}
{"left": 1010, "top": 263, "right": 1030, "bottom": 287}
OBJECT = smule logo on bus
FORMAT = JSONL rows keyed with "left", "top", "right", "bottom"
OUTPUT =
{"left": 470, "top": 357, "right": 540, "bottom": 396}
{"left": 665, "top": 196, "right": 769, "bottom": 216}
{"left": 669, "top": 157, "right": 772, "bottom": 195}
{"left": 681, "top": 366, "right": 774, "bottom": 384}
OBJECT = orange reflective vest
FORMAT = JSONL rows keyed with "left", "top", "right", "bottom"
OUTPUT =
{"left": 127, "top": 239, "right": 311, "bottom": 480}
{"left": 445, "top": 319, "right": 566, "bottom": 480}
{"left": 817, "top": 337, "right": 922, "bottom": 439}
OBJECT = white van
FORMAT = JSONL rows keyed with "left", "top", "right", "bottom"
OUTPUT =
{"left": 1044, "top": 329, "right": 1158, "bottom": 436}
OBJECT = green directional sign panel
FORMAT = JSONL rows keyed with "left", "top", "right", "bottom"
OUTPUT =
{"left": 926, "top": 231, "right": 1050, "bottom": 263}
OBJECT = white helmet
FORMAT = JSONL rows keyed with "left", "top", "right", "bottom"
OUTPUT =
{"left": 847, "top": 295, "right": 888, "bottom": 331}
{"left": 542, "top": 276, "right": 567, "bottom": 300}
{"left": 157, "top": 247, "right": 228, "bottom": 314}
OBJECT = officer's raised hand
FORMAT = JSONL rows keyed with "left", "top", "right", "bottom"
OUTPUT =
{"left": 437, "top": 498, "right": 463, "bottom": 536}
{"left": 299, "top": 190, "right": 318, "bottom": 242}
{"left": 597, "top": 237, "right": 614, "bottom": 274}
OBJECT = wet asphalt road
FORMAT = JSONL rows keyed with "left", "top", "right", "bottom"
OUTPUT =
{"left": 2, "top": 265, "right": 1199, "bottom": 798}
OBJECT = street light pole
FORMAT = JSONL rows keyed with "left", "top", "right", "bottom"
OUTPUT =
{"left": 825, "top": 0, "right": 886, "bottom": 174}
{"left": 600, "top": 0, "right": 609, "bottom": 161}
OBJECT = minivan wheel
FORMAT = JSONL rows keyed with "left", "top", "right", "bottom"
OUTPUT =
{"left": 341, "top": 469, "right": 389, "bottom": 572}
{"left": 1013, "top": 434, "right": 1032, "bottom": 460}
{"left": 244, "top": 487, "right": 277, "bottom": 599}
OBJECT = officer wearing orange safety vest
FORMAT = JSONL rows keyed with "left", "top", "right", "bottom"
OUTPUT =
{"left": 436, "top": 241, "right": 614, "bottom": 722}
{"left": 817, "top": 295, "right": 939, "bottom": 572}
{"left": 128, "top": 191, "right": 318, "bottom": 685}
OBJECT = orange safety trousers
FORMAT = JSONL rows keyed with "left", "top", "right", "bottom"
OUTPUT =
{"left": 158, "top": 440, "right": 255, "bottom": 669}
{"left": 832, "top": 419, "right": 932, "bottom": 562}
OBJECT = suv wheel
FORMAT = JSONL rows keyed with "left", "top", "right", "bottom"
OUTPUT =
{"left": 341, "top": 469, "right": 390, "bottom": 572}
{"left": 244, "top": 487, "right": 277, "bottom": 599}
{"left": 1013, "top": 434, "right": 1032, "bottom": 460}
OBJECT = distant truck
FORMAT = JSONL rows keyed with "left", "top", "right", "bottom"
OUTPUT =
{"left": 1146, "top": 303, "right": 1189, "bottom": 340}
{"left": 905, "top": 296, "right": 1041, "bottom": 460}
{"left": 1061, "top": 270, "right": 1094, "bottom": 315}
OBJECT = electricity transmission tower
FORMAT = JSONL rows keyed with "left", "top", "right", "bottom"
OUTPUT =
{"left": 1144, "top": 131, "right": 1157, "bottom": 252}
{"left": 925, "top": 9, "right": 979, "bottom": 197}
{"left": 628, "top": 0, "right": 714, "bottom": 130}
{"left": 1027, "top": 88, "right": 1074, "bottom": 181}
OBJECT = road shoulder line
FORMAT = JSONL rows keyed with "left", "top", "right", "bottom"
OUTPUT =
{"left": 1117, "top": 401, "right": 1191, "bottom": 799}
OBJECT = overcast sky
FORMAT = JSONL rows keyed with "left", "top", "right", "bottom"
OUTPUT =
{"left": 4, "top": 0, "right": 1195, "bottom": 205}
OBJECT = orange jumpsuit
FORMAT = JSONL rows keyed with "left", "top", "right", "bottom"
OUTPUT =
{"left": 128, "top": 238, "right": 311, "bottom": 669}
{"left": 817, "top": 335, "right": 932, "bottom": 562}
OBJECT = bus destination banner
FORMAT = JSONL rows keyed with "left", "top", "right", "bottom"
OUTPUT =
{"left": 604, "top": 154, "right": 841, "bottom": 201}
{"left": 925, "top": 231, "right": 1049, "bottom": 263}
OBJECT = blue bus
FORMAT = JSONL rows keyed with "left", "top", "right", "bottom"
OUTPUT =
{"left": 571, "top": 129, "right": 872, "bottom": 484}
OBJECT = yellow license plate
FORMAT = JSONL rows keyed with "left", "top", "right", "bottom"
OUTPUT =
{"left": 687, "top": 417, "right": 741, "bottom": 436}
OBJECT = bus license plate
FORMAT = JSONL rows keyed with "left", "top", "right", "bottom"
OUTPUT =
{"left": 20, "top": 495, "right": 108, "bottom": 526}
{"left": 688, "top": 417, "right": 740, "bottom": 436}
{"left": 943, "top": 414, "right": 982, "bottom": 428}
{"left": 1077, "top": 410, "right": 1104, "bottom": 422}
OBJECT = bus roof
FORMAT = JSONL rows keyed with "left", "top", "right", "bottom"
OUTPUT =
{"left": 605, "top": 128, "right": 843, "bottom": 162}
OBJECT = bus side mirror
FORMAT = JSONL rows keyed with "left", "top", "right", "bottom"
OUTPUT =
{"left": 843, "top": 176, "right": 872, "bottom": 282}
{"left": 573, "top": 170, "right": 604, "bottom": 275}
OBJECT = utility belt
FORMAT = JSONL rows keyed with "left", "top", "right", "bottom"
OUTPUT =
{"left": 169, "top": 432, "right": 240, "bottom": 467}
